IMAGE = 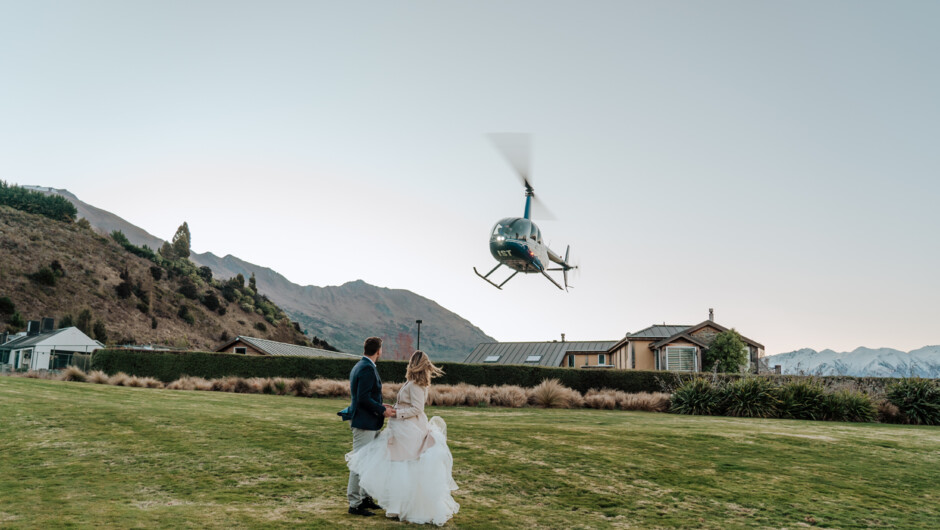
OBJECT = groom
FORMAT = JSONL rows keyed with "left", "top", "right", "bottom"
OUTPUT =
{"left": 347, "top": 336, "right": 396, "bottom": 517}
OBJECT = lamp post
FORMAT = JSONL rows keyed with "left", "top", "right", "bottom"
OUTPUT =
{"left": 416, "top": 319, "right": 423, "bottom": 350}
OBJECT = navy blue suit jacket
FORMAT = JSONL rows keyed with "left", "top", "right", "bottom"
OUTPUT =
{"left": 348, "top": 357, "right": 385, "bottom": 431}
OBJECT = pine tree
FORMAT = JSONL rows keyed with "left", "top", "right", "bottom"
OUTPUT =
{"left": 248, "top": 273, "right": 257, "bottom": 292}
{"left": 171, "top": 222, "right": 191, "bottom": 259}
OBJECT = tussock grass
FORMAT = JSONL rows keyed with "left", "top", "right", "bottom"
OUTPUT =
{"left": 527, "top": 379, "right": 582, "bottom": 408}
{"left": 87, "top": 370, "right": 111, "bottom": 384}
{"left": 490, "top": 385, "right": 528, "bottom": 408}
{"left": 60, "top": 366, "right": 87, "bottom": 382}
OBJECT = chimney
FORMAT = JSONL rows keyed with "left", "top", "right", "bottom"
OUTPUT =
{"left": 41, "top": 317, "right": 55, "bottom": 333}
{"left": 27, "top": 320, "right": 41, "bottom": 336}
{"left": 708, "top": 308, "right": 714, "bottom": 321}
{"left": 561, "top": 333, "right": 566, "bottom": 343}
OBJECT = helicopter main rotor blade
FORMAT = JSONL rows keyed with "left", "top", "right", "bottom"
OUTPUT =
{"left": 529, "top": 194, "right": 557, "bottom": 221}
{"left": 487, "top": 133, "right": 532, "bottom": 188}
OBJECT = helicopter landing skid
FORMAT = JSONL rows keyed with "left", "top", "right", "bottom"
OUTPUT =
{"left": 474, "top": 264, "right": 518, "bottom": 290}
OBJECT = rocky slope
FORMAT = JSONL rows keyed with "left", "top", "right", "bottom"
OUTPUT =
{"left": 0, "top": 205, "right": 308, "bottom": 350}
{"left": 26, "top": 187, "right": 495, "bottom": 360}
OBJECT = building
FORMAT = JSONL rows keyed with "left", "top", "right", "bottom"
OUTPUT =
{"left": 0, "top": 319, "right": 103, "bottom": 371}
{"left": 464, "top": 310, "right": 764, "bottom": 373}
{"left": 608, "top": 314, "right": 764, "bottom": 373}
{"left": 464, "top": 340, "right": 620, "bottom": 368}
{"left": 215, "top": 335, "right": 360, "bottom": 360}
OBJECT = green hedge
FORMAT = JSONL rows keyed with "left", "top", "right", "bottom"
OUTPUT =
{"left": 89, "top": 349, "right": 908, "bottom": 394}
{"left": 90, "top": 349, "right": 694, "bottom": 391}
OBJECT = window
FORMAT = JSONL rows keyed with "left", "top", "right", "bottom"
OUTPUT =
{"left": 525, "top": 355, "right": 541, "bottom": 363}
{"left": 484, "top": 355, "right": 500, "bottom": 363}
{"left": 234, "top": 347, "right": 247, "bottom": 354}
{"left": 665, "top": 347, "right": 696, "bottom": 372}
{"left": 567, "top": 355, "right": 574, "bottom": 367}
{"left": 598, "top": 353, "right": 607, "bottom": 365}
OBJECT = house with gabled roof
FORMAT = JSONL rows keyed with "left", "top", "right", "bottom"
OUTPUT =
{"left": 605, "top": 310, "right": 764, "bottom": 373}
{"left": 0, "top": 319, "right": 103, "bottom": 371}
{"left": 215, "top": 335, "right": 360, "bottom": 360}
{"left": 464, "top": 309, "right": 764, "bottom": 373}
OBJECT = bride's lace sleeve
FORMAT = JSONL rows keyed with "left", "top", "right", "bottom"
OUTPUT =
{"left": 395, "top": 384, "right": 426, "bottom": 419}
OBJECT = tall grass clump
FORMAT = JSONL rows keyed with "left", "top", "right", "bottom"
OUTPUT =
{"left": 60, "top": 366, "right": 87, "bottom": 382}
{"left": 620, "top": 392, "right": 671, "bottom": 413}
{"left": 583, "top": 389, "right": 618, "bottom": 410}
{"left": 87, "top": 370, "right": 111, "bottom": 384}
{"left": 823, "top": 390, "right": 877, "bottom": 423}
{"left": 886, "top": 378, "right": 940, "bottom": 425}
{"left": 778, "top": 380, "right": 826, "bottom": 420}
{"left": 527, "top": 379, "right": 582, "bottom": 408}
{"left": 670, "top": 378, "right": 724, "bottom": 416}
{"left": 490, "top": 385, "right": 527, "bottom": 408}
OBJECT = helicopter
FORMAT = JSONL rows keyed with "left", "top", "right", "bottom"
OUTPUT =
{"left": 474, "top": 134, "right": 578, "bottom": 291}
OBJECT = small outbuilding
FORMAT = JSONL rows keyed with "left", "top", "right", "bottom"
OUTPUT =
{"left": 0, "top": 319, "right": 103, "bottom": 371}
{"left": 215, "top": 335, "right": 360, "bottom": 360}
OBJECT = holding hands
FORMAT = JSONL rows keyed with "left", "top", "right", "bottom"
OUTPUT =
{"left": 383, "top": 404, "right": 397, "bottom": 418}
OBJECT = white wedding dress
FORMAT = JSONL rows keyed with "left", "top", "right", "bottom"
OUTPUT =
{"left": 346, "top": 381, "right": 459, "bottom": 526}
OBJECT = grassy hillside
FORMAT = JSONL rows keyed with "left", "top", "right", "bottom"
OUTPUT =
{"left": 0, "top": 205, "right": 308, "bottom": 350}
{"left": 1, "top": 376, "right": 937, "bottom": 528}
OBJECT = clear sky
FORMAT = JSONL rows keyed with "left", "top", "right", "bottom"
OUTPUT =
{"left": 2, "top": 1, "right": 938, "bottom": 355}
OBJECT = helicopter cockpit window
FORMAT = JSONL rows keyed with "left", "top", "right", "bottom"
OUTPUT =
{"left": 493, "top": 218, "right": 530, "bottom": 240}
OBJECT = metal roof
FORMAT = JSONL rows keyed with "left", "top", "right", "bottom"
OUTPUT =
{"left": 231, "top": 336, "right": 360, "bottom": 359}
{"left": 627, "top": 325, "right": 691, "bottom": 339}
{"left": 464, "top": 340, "right": 619, "bottom": 367}
{"left": 0, "top": 328, "right": 87, "bottom": 351}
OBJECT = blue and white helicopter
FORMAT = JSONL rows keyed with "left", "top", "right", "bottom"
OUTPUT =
{"left": 474, "top": 134, "right": 578, "bottom": 291}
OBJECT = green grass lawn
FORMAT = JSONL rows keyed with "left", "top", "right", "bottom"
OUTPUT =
{"left": 1, "top": 377, "right": 938, "bottom": 529}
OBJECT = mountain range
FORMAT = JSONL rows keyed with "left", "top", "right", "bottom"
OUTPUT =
{"left": 763, "top": 346, "right": 940, "bottom": 378}
{"left": 25, "top": 186, "right": 494, "bottom": 360}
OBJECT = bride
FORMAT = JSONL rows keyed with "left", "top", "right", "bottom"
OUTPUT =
{"left": 346, "top": 350, "right": 459, "bottom": 526}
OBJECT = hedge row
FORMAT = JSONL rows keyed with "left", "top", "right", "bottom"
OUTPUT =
{"left": 89, "top": 349, "right": 907, "bottom": 393}
{"left": 91, "top": 349, "right": 687, "bottom": 391}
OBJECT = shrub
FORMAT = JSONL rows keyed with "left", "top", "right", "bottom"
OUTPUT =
{"left": 722, "top": 377, "right": 779, "bottom": 418}
{"left": 150, "top": 266, "right": 163, "bottom": 281}
{"left": 151, "top": 317, "right": 158, "bottom": 329}
{"left": 778, "top": 380, "right": 826, "bottom": 420}
{"left": 9, "top": 311, "right": 25, "bottom": 329}
{"left": 670, "top": 378, "right": 724, "bottom": 416}
{"left": 115, "top": 281, "right": 133, "bottom": 299}
{"left": 0, "top": 296, "right": 14, "bottom": 315}
{"left": 217, "top": 305, "right": 227, "bottom": 316}
{"left": 886, "top": 378, "right": 940, "bottom": 426}
{"left": 201, "top": 291, "right": 220, "bottom": 311}
{"left": 92, "top": 320, "right": 108, "bottom": 343}
{"left": 254, "top": 322, "right": 267, "bottom": 332}
{"left": 823, "top": 390, "right": 877, "bottom": 423}
{"left": 876, "top": 399, "right": 903, "bottom": 424}
{"left": 0, "top": 181, "right": 77, "bottom": 221}
{"left": 704, "top": 329, "right": 748, "bottom": 373}
{"left": 178, "top": 305, "right": 195, "bottom": 325}
{"left": 290, "top": 378, "right": 312, "bottom": 397}
{"left": 58, "top": 314, "right": 74, "bottom": 328}
{"left": 177, "top": 278, "right": 199, "bottom": 300}
{"left": 27, "top": 266, "right": 57, "bottom": 286}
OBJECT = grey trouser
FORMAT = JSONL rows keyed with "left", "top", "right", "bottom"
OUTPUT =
{"left": 347, "top": 427, "right": 378, "bottom": 507}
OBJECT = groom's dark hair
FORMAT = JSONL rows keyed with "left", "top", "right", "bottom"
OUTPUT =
{"left": 363, "top": 337, "right": 382, "bottom": 357}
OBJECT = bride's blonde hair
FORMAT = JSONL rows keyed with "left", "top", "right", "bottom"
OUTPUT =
{"left": 405, "top": 350, "right": 444, "bottom": 387}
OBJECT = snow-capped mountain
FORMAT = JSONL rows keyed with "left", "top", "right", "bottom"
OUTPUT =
{"left": 764, "top": 346, "right": 940, "bottom": 378}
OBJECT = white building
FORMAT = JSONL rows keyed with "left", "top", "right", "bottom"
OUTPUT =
{"left": 0, "top": 322, "right": 103, "bottom": 371}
